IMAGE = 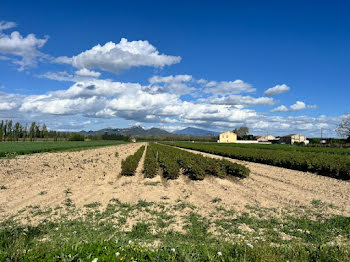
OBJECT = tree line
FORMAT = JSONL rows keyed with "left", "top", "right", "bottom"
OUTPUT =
{"left": 0, "top": 120, "right": 79, "bottom": 142}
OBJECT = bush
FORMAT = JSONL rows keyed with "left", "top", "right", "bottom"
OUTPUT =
{"left": 121, "top": 145, "right": 145, "bottom": 176}
{"left": 151, "top": 143, "right": 250, "bottom": 180}
{"left": 143, "top": 145, "right": 159, "bottom": 178}
{"left": 68, "top": 134, "right": 85, "bottom": 141}
{"left": 163, "top": 142, "right": 350, "bottom": 180}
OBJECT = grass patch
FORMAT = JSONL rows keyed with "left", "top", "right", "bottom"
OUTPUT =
{"left": 0, "top": 141, "right": 127, "bottom": 158}
{"left": 1, "top": 200, "right": 349, "bottom": 261}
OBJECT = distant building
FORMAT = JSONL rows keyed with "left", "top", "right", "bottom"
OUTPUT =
{"left": 218, "top": 131, "right": 237, "bottom": 143}
{"left": 256, "top": 135, "right": 275, "bottom": 142}
{"left": 130, "top": 136, "right": 137, "bottom": 143}
{"left": 279, "top": 134, "right": 307, "bottom": 144}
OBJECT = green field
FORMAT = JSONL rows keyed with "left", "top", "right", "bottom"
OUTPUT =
{"left": 162, "top": 142, "right": 350, "bottom": 180}
{"left": 1, "top": 199, "right": 349, "bottom": 261}
{"left": 0, "top": 141, "right": 127, "bottom": 157}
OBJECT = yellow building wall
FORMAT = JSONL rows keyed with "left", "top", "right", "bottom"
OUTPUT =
{"left": 219, "top": 131, "right": 237, "bottom": 143}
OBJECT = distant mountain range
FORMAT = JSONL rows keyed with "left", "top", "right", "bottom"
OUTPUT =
{"left": 80, "top": 126, "right": 219, "bottom": 137}
{"left": 173, "top": 127, "right": 219, "bottom": 136}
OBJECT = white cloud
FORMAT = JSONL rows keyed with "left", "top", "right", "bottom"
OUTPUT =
{"left": 55, "top": 38, "right": 181, "bottom": 74}
{"left": 290, "top": 101, "right": 307, "bottom": 111}
{"left": 0, "top": 22, "right": 49, "bottom": 70}
{"left": 290, "top": 101, "right": 317, "bottom": 111}
{"left": 0, "top": 101, "right": 16, "bottom": 110}
{"left": 37, "top": 71, "right": 75, "bottom": 82}
{"left": 147, "top": 74, "right": 194, "bottom": 95}
{"left": 75, "top": 68, "right": 101, "bottom": 78}
{"left": 204, "top": 80, "right": 255, "bottom": 95}
{"left": 264, "top": 84, "right": 290, "bottom": 96}
{"left": 271, "top": 101, "right": 317, "bottom": 112}
{"left": 0, "top": 21, "right": 17, "bottom": 31}
{"left": 149, "top": 74, "right": 192, "bottom": 84}
{"left": 208, "top": 95, "right": 277, "bottom": 106}
{"left": 271, "top": 105, "right": 289, "bottom": 112}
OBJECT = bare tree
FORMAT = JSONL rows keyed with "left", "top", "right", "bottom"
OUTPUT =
{"left": 336, "top": 114, "right": 350, "bottom": 139}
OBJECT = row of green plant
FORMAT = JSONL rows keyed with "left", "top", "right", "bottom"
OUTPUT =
{"left": 143, "top": 144, "right": 159, "bottom": 178}
{"left": 121, "top": 145, "right": 146, "bottom": 176}
{"left": 0, "top": 140, "right": 127, "bottom": 158}
{"left": 213, "top": 142, "right": 350, "bottom": 155}
{"left": 162, "top": 142, "right": 350, "bottom": 180}
{"left": 144, "top": 143, "right": 250, "bottom": 180}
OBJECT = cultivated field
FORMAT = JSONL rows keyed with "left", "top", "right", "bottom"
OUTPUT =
{"left": 1, "top": 142, "right": 350, "bottom": 261}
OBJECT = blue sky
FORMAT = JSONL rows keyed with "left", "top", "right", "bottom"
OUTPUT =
{"left": 0, "top": 0, "right": 349, "bottom": 137}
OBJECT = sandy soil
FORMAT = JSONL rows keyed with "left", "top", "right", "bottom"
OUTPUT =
{"left": 1, "top": 142, "right": 349, "bottom": 221}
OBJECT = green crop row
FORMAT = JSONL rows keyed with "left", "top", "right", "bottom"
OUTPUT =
{"left": 162, "top": 142, "right": 350, "bottom": 180}
{"left": 150, "top": 143, "right": 249, "bottom": 180}
{"left": 213, "top": 142, "right": 350, "bottom": 155}
{"left": 121, "top": 145, "right": 145, "bottom": 176}
{"left": 143, "top": 144, "right": 159, "bottom": 178}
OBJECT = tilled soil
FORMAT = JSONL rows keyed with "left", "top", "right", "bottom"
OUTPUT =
{"left": 1, "top": 142, "right": 349, "bottom": 221}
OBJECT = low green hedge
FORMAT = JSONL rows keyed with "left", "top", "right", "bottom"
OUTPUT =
{"left": 162, "top": 142, "right": 350, "bottom": 180}
{"left": 121, "top": 145, "right": 145, "bottom": 176}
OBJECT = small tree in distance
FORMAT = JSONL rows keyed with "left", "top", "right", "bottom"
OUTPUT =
{"left": 336, "top": 114, "right": 350, "bottom": 142}
{"left": 233, "top": 127, "right": 250, "bottom": 139}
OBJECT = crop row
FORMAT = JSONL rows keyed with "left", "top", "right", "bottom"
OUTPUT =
{"left": 143, "top": 144, "right": 159, "bottom": 178}
{"left": 143, "top": 143, "right": 249, "bottom": 180}
{"left": 213, "top": 143, "right": 350, "bottom": 156}
{"left": 121, "top": 145, "right": 145, "bottom": 176}
{"left": 162, "top": 142, "right": 350, "bottom": 180}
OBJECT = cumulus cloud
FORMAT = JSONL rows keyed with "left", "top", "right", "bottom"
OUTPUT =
{"left": 75, "top": 68, "right": 101, "bottom": 77}
{"left": 204, "top": 80, "right": 255, "bottom": 95}
{"left": 207, "top": 95, "right": 277, "bottom": 106}
{"left": 264, "top": 84, "right": 290, "bottom": 96}
{"left": 271, "top": 101, "right": 317, "bottom": 112}
{"left": 271, "top": 105, "right": 289, "bottom": 112}
{"left": 0, "top": 22, "right": 49, "bottom": 70}
{"left": 147, "top": 74, "right": 194, "bottom": 95}
{"left": 54, "top": 38, "right": 181, "bottom": 74}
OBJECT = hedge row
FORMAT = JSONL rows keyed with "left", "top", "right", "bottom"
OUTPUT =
{"left": 143, "top": 144, "right": 159, "bottom": 178}
{"left": 162, "top": 142, "right": 350, "bottom": 180}
{"left": 214, "top": 143, "right": 350, "bottom": 156}
{"left": 151, "top": 143, "right": 250, "bottom": 180}
{"left": 121, "top": 145, "right": 145, "bottom": 176}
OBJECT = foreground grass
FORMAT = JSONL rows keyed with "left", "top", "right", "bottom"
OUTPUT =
{"left": 1, "top": 199, "right": 349, "bottom": 261}
{"left": 0, "top": 141, "right": 127, "bottom": 158}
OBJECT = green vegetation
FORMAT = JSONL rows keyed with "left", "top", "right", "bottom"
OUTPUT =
{"left": 143, "top": 144, "right": 160, "bottom": 178}
{"left": 212, "top": 141, "right": 350, "bottom": 155}
{"left": 121, "top": 145, "right": 146, "bottom": 176}
{"left": 1, "top": 199, "right": 349, "bottom": 261}
{"left": 162, "top": 142, "right": 350, "bottom": 180}
{"left": 151, "top": 143, "right": 249, "bottom": 180}
{"left": 0, "top": 140, "right": 127, "bottom": 158}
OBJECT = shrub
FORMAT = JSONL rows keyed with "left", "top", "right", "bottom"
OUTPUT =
{"left": 121, "top": 145, "right": 145, "bottom": 176}
{"left": 162, "top": 142, "right": 350, "bottom": 180}
{"left": 143, "top": 144, "right": 159, "bottom": 178}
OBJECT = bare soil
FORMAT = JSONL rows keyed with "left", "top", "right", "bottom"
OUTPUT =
{"left": 1, "top": 142, "right": 349, "bottom": 221}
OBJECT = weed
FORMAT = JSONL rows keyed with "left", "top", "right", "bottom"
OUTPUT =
{"left": 211, "top": 197, "right": 222, "bottom": 203}
{"left": 64, "top": 188, "right": 72, "bottom": 196}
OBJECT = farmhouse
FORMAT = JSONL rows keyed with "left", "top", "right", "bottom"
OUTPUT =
{"left": 256, "top": 135, "right": 275, "bottom": 142}
{"left": 279, "top": 133, "right": 307, "bottom": 144}
{"left": 218, "top": 131, "right": 237, "bottom": 143}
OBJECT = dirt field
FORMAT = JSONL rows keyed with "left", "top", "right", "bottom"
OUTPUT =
{"left": 1, "top": 142, "right": 349, "bottom": 221}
